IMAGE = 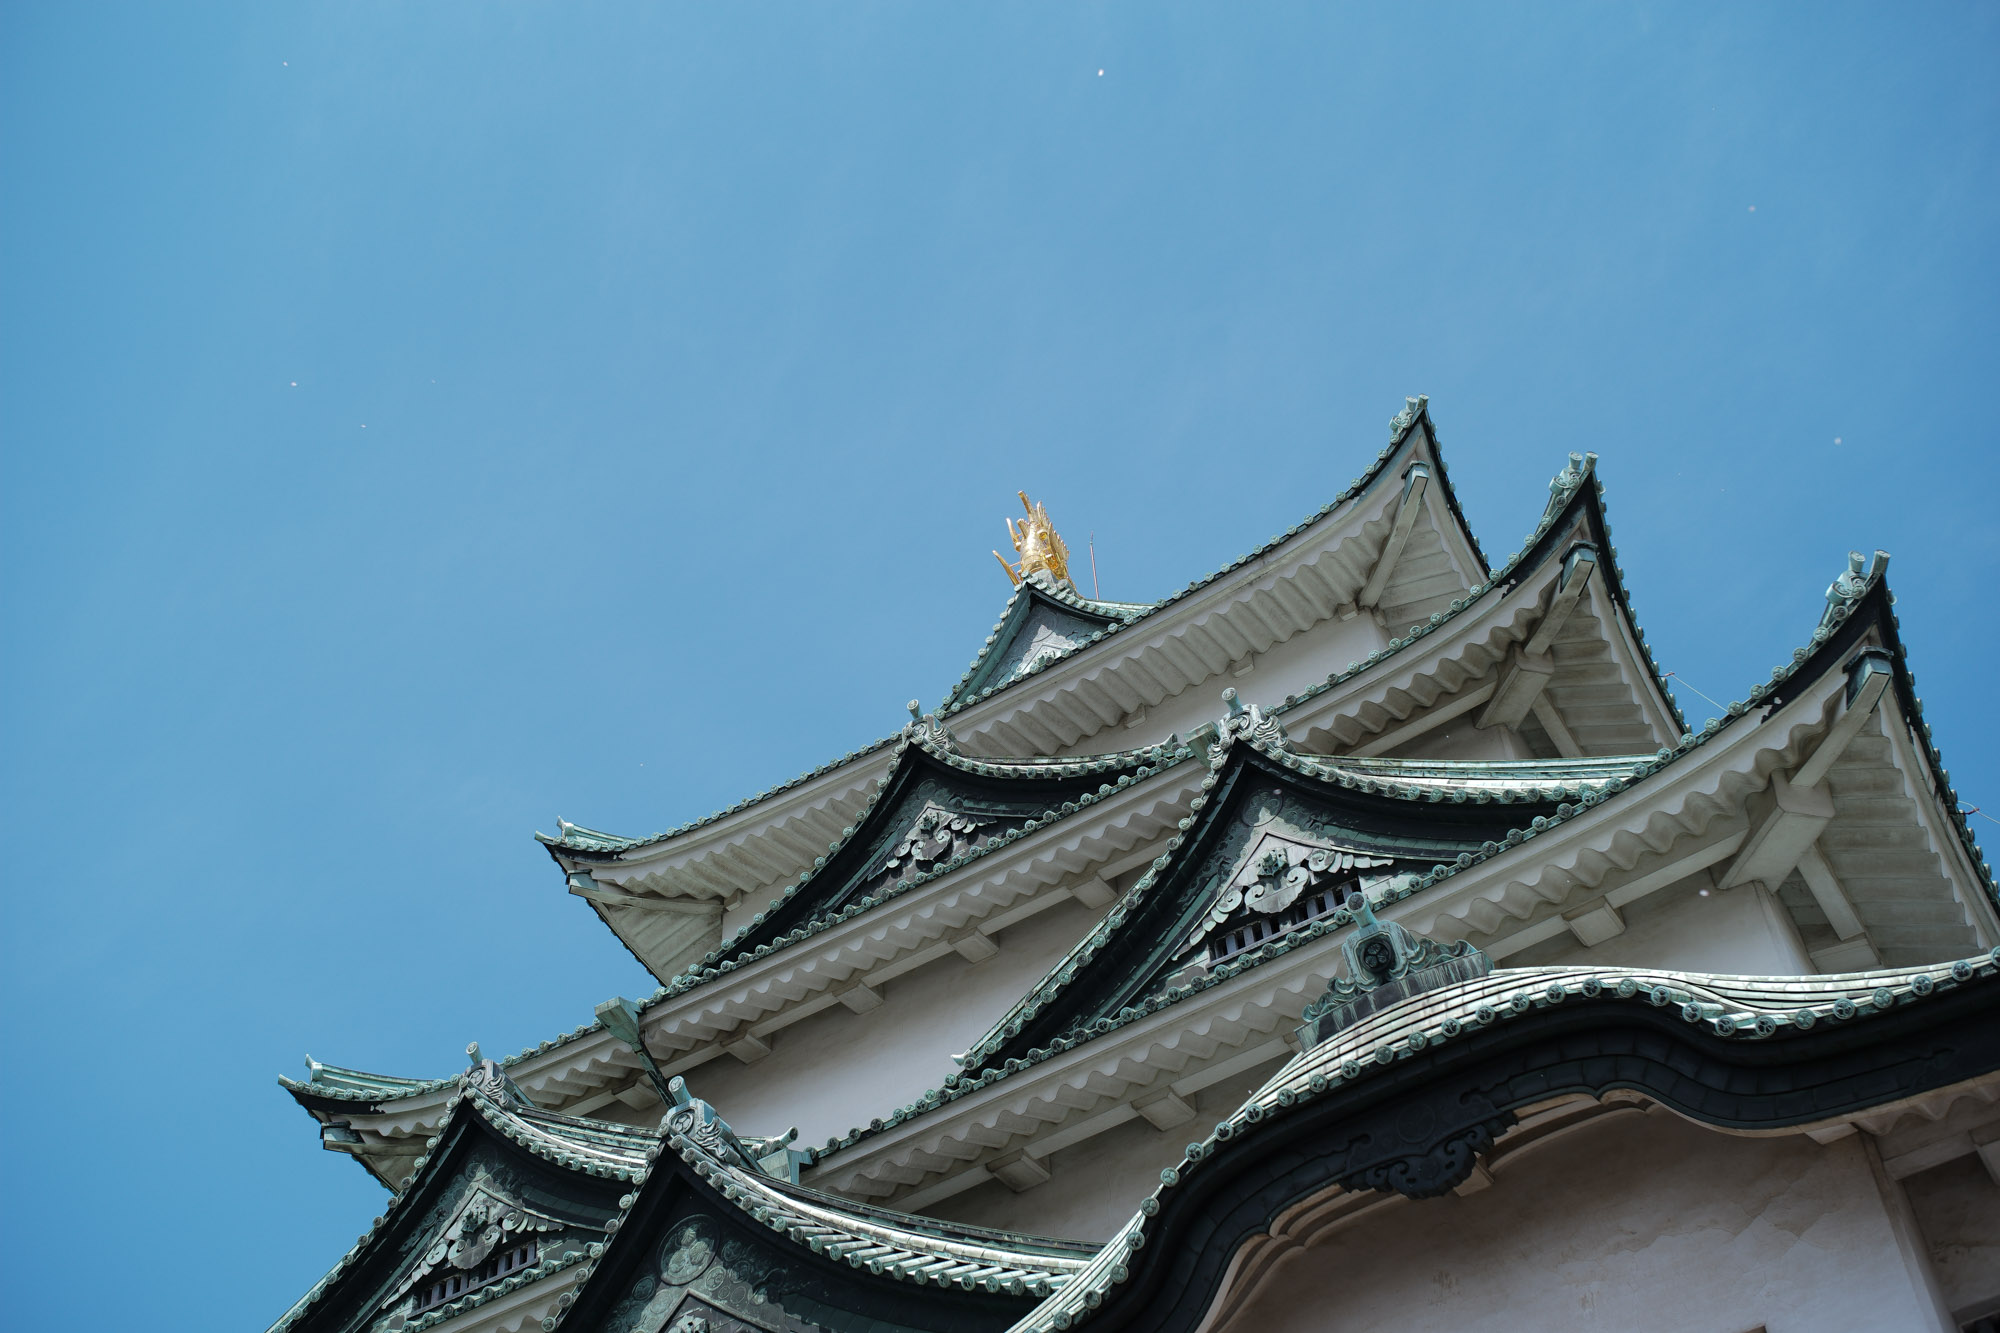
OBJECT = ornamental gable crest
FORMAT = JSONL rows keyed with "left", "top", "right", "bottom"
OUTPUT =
{"left": 831, "top": 779, "right": 1036, "bottom": 910}
{"left": 1155, "top": 815, "right": 1400, "bottom": 993}
{"left": 993, "top": 602, "right": 1100, "bottom": 684}
{"left": 379, "top": 1176, "right": 576, "bottom": 1323}
{"left": 952, "top": 593, "right": 1122, "bottom": 706}
{"left": 599, "top": 1213, "right": 825, "bottom": 1333}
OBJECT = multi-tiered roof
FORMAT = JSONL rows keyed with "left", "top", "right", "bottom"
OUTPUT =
{"left": 270, "top": 399, "right": 2000, "bottom": 1333}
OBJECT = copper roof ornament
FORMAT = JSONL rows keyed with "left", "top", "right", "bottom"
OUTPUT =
{"left": 994, "top": 491, "right": 1072, "bottom": 589}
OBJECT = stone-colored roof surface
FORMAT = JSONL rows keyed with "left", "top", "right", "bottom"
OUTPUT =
{"left": 271, "top": 1068, "right": 1095, "bottom": 1333}
{"left": 1272, "top": 448, "right": 1684, "bottom": 739}
{"left": 284, "top": 725, "right": 1201, "bottom": 1110}
{"left": 802, "top": 559, "right": 1994, "bottom": 1163}
{"left": 537, "top": 395, "right": 1479, "bottom": 860}
{"left": 1003, "top": 943, "right": 2000, "bottom": 1333}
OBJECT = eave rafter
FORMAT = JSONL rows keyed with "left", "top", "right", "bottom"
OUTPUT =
{"left": 952, "top": 419, "right": 1487, "bottom": 759}
{"left": 798, "top": 566, "right": 1997, "bottom": 1207}
{"left": 1277, "top": 452, "right": 1680, "bottom": 761}
{"left": 288, "top": 760, "right": 1208, "bottom": 1178}
{"left": 538, "top": 398, "right": 1484, "bottom": 912}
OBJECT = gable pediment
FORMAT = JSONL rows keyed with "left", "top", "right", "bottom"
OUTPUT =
{"left": 946, "top": 580, "right": 1139, "bottom": 710}
{"left": 272, "top": 1084, "right": 640, "bottom": 1333}
{"left": 972, "top": 743, "right": 1571, "bottom": 1069}
{"left": 379, "top": 1178, "right": 577, "bottom": 1320}
{"left": 733, "top": 736, "right": 1169, "bottom": 952}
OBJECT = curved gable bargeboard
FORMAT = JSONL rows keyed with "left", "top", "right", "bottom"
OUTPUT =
{"left": 1006, "top": 951, "right": 2000, "bottom": 1333}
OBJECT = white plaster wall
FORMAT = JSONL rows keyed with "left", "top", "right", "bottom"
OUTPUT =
{"left": 1051, "top": 608, "right": 1405, "bottom": 760}
{"left": 1903, "top": 1155, "right": 2000, "bottom": 1322}
{"left": 1505, "top": 874, "right": 1814, "bottom": 977}
{"left": 663, "top": 898, "right": 1106, "bottom": 1151}
{"left": 924, "top": 1057, "right": 1286, "bottom": 1243}
{"left": 1221, "top": 1108, "right": 1945, "bottom": 1333}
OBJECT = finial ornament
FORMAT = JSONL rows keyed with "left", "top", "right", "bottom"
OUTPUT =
{"left": 993, "top": 491, "right": 1072, "bottom": 589}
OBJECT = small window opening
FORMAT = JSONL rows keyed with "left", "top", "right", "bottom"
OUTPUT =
{"left": 413, "top": 1240, "right": 537, "bottom": 1314}
{"left": 1207, "top": 883, "right": 1352, "bottom": 965}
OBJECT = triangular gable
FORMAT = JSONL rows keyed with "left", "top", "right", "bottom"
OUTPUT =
{"left": 731, "top": 721, "right": 1180, "bottom": 956}
{"left": 962, "top": 702, "right": 1607, "bottom": 1072}
{"left": 944, "top": 576, "right": 1150, "bottom": 711}
{"left": 547, "top": 1080, "right": 1093, "bottom": 1333}
{"left": 936, "top": 396, "right": 1490, "bottom": 735}
{"left": 270, "top": 1074, "right": 635, "bottom": 1333}
{"left": 1007, "top": 946, "right": 2000, "bottom": 1333}
{"left": 1275, "top": 451, "right": 1685, "bottom": 760}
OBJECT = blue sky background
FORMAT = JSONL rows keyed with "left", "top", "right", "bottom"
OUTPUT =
{"left": 3, "top": 5, "right": 1997, "bottom": 1329}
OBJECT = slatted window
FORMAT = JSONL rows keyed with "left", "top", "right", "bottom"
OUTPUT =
{"left": 1207, "top": 884, "right": 1350, "bottom": 965}
{"left": 413, "top": 1241, "right": 537, "bottom": 1314}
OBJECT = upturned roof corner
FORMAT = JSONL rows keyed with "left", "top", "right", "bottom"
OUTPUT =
{"left": 798, "top": 553, "right": 1994, "bottom": 1169}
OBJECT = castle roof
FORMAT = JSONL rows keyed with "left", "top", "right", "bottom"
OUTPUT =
{"left": 532, "top": 397, "right": 1488, "bottom": 916}
{"left": 997, "top": 942, "right": 2000, "bottom": 1333}
{"left": 796, "top": 557, "right": 1997, "bottom": 1194}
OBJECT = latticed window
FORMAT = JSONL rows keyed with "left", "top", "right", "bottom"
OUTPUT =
{"left": 413, "top": 1241, "right": 537, "bottom": 1313}
{"left": 1207, "top": 884, "right": 1349, "bottom": 964}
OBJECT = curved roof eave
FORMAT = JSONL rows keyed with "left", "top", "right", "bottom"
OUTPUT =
{"left": 1272, "top": 449, "right": 1685, "bottom": 745}
{"left": 289, "top": 732, "right": 1204, "bottom": 1117}
{"left": 540, "top": 395, "right": 1483, "bottom": 863}
{"left": 1002, "top": 943, "right": 2000, "bottom": 1333}
{"left": 802, "top": 559, "right": 1986, "bottom": 1164}
{"left": 264, "top": 1082, "right": 633, "bottom": 1333}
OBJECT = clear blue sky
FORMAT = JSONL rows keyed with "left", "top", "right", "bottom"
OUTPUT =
{"left": 3, "top": 6, "right": 1996, "bottom": 1329}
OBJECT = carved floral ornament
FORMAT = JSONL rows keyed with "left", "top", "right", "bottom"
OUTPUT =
{"left": 1199, "top": 829, "right": 1397, "bottom": 933}
{"left": 879, "top": 803, "right": 995, "bottom": 885}
{"left": 381, "top": 1184, "right": 565, "bottom": 1311}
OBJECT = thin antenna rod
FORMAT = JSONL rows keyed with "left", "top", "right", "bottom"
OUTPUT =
{"left": 1089, "top": 532, "right": 1100, "bottom": 599}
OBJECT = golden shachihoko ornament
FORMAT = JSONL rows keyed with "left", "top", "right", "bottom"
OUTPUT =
{"left": 993, "top": 492, "right": 1071, "bottom": 589}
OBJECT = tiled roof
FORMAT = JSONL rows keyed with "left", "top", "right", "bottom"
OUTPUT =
{"left": 931, "top": 396, "right": 1484, "bottom": 722}
{"left": 1004, "top": 943, "right": 2000, "bottom": 1333}
{"left": 538, "top": 395, "right": 1474, "bottom": 859}
{"left": 1272, "top": 449, "right": 1685, "bottom": 736}
{"left": 803, "top": 557, "right": 1994, "bottom": 1162}
{"left": 288, "top": 726, "right": 1202, "bottom": 1105}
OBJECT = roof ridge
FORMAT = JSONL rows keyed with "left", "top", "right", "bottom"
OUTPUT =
{"left": 539, "top": 395, "right": 1470, "bottom": 861}
{"left": 802, "top": 558, "right": 1940, "bottom": 1163}
{"left": 935, "top": 395, "right": 1453, "bottom": 720}
{"left": 1002, "top": 943, "right": 2000, "bottom": 1333}
{"left": 1272, "top": 449, "right": 1683, "bottom": 733}
{"left": 536, "top": 732, "right": 902, "bottom": 855}
{"left": 661, "top": 733, "right": 1199, "bottom": 989}
{"left": 543, "top": 1087, "right": 1095, "bottom": 1327}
